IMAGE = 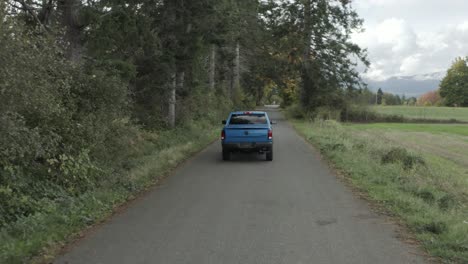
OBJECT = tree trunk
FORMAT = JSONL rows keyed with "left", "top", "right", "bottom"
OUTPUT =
{"left": 302, "top": 0, "right": 312, "bottom": 63}
{"left": 168, "top": 72, "right": 176, "bottom": 128}
{"left": 57, "top": 0, "right": 83, "bottom": 62}
{"left": 301, "top": 0, "right": 313, "bottom": 108}
{"left": 38, "top": 0, "right": 54, "bottom": 27}
{"left": 229, "top": 66, "right": 234, "bottom": 99}
{"left": 234, "top": 41, "right": 241, "bottom": 90}
{"left": 209, "top": 44, "right": 216, "bottom": 90}
{"left": 177, "top": 70, "right": 185, "bottom": 93}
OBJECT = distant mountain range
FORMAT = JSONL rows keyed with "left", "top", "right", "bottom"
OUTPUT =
{"left": 364, "top": 72, "right": 445, "bottom": 98}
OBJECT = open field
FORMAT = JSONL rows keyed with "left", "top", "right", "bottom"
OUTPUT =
{"left": 350, "top": 123, "right": 468, "bottom": 137}
{"left": 349, "top": 122, "right": 468, "bottom": 172}
{"left": 372, "top": 106, "right": 468, "bottom": 122}
{"left": 291, "top": 119, "right": 468, "bottom": 263}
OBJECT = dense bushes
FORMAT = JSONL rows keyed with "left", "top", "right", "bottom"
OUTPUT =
{"left": 0, "top": 119, "right": 222, "bottom": 263}
{"left": 0, "top": 19, "right": 133, "bottom": 226}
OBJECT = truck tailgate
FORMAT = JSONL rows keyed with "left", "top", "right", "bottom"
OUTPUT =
{"left": 224, "top": 125, "right": 269, "bottom": 142}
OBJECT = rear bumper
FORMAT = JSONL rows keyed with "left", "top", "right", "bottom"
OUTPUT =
{"left": 222, "top": 142, "right": 272, "bottom": 152}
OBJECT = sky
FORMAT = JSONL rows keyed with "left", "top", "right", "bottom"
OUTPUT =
{"left": 351, "top": 0, "right": 468, "bottom": 81}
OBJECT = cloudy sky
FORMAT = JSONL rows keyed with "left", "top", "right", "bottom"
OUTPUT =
{"left": 352, "top": 0, "right": 468, "bottom": 81}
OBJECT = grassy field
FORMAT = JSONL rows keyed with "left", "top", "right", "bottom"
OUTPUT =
{"left": 372, "top": 106, "right": 468, "bottom": 122}
{"left": 349, "top": 122, "right": 468, "bottom": 172}
{"left": 350, "top": 123, "right": 468, "bottom": 137}
{"left": 291, "top": 119, "right": 468, "bottom": 263}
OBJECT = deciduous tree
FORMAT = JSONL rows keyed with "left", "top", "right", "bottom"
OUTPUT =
{"left": 440, "top": 57, "right": 468, "bottom": 107}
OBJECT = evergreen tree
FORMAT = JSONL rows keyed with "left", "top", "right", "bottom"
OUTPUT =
{"left": 377, "top": 88, "right": 383, "bottom": 105}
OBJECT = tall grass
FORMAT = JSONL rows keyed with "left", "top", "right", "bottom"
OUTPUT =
{"left": 292, "top": 119, "right": 468, "bottom": 263}
{"left": 284, "top": 104, "right": 467, "bottom": 124}
{"left": 373, "top": 106, "right": 468, "bottom": 122}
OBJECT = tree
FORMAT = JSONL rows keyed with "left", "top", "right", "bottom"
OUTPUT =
{"left": 417, "top": 90, "right": 441, "bottom": 106}
{"left": 257, "top": 0, "right": 368, "bottom": 110}
{"left": 440, "top": 57, "right": 468, "bottom": 107}
{"left": 300, "top": 0, "right": 368, "bottom": 109}
{"left": 407, "top": 97, "right": 417, "bottom": 106}
{"left": 376, "top": 88, "right": 383, "bottom": 105}
{"left": 382, "top": 93, "right": 402, "bottom": 105}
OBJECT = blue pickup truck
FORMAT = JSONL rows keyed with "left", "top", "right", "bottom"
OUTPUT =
{"left": 221, "top": 111, "right": 274, "bottom": 161}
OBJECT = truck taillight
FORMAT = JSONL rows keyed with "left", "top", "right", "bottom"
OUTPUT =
{"left": 221, "top": 130, "right": 225, "bottom": 140}
{"left": 268, "top": 129, "right": 272, "bottom": 140}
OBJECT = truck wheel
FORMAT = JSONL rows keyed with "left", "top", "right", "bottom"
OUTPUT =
{"left": 222, "top": 149, "right": 230, "bottom": 161}
{"left": 266, "top": 149, "right": 273, "bottom": 161}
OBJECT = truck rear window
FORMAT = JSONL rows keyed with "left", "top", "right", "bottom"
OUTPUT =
{"left": 229, "top": 114, "right": 267, "bottom": 125}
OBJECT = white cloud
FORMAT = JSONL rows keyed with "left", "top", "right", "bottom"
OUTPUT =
{"left": 400, "top": 54, "right": 422, "bottom": 75}
{"left": 375, "top": 18, "right": 416, "bottom": 54}
{"left": 354, "top": 18, "right": 468, "bottom": 80}
{"left": 353, "top": 0, "right": 468, "bottom": 81}
{"left": 457, "top": 21, "right": 468, "bottom": 32}
{"left": 354, "top": 0, "right": 406, "bottom": 9}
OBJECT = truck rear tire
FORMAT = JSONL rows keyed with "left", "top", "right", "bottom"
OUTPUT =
{"left": 222, "top": 149, "right": 230, "bottom": 161}
{"left": 266, "top": 149, "right": 273, "bottom": 161}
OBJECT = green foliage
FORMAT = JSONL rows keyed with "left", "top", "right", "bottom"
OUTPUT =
{"left": 285, "top": 103, "right": 306, "bottom": 119}
{"left": 0, "top": 14, "right": 232, "bottom": 262}
{"left": 0, "top": 122, "right": 219, "bottom": 264}
{"left": 0, "top": 0, "right": 249, "bottom": 230}
{"left": 440, "top": 57, "right": 468, "bottom": 107}
{"left": 0, "top": 17, "right": 130, "bottom": 226}
{"left": 312, "top": 107, "right": 342, "bottom": 121}
{"left": 382, "top": 92, "right": 403, "bottom": 105}
{"left": 376, "top": 88, "right": 384, "bottom": 105}
{"left": 298, "top": 0, "right": 368, "bottom": 110}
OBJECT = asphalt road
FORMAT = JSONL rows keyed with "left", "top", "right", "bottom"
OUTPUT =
{"left": 55, "top": 109, "right": 428, "bottom": 264}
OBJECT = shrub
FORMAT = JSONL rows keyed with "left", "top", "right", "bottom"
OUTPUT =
{"left": 381, "top": 147, "right": 426, "bottom": 170}
{"left": 418, "top": 220, "right": 448, "bottom": 235}
{"left": 313, "top": 106, "right": 341, "bottom": 121}
{"left": 341, "top": 105, "right": 406, "bottom": 123}
{"left": 413, "top": 188, "right": 436, "bottom": 204}
{"left": 285, "top": 103, "right": 306, "bottom": 119}
{"left": 438, "top": 194, "right": 457, "bottom": 211}
{"left": 0, "top": 18, "right": 131, "bottom": 227}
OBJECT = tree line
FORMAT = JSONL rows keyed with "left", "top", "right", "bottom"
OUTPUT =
{"left": 351, "top": 88, "right": 415, "bottom": 106}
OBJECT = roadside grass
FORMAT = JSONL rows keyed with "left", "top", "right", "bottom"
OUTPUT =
{"left": 0, "top": 122, "right": 219, "bottom": 264}
{"left": 372, "top": 106, "right": 468, "bottom": 122}
{"left": 291, "top": 119, "right": 468, "bottom": 263}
